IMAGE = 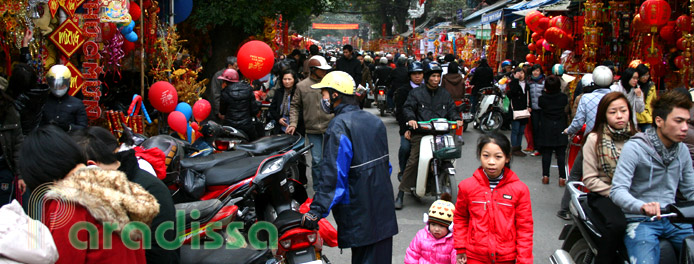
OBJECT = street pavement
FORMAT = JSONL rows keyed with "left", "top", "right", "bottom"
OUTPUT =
{"left": 309, "top": 107, "right": 567, "bottom": 264}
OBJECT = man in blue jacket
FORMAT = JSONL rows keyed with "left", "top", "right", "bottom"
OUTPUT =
{"left": 301, "top": 71, "right": 398, "bottom": 264}
{"left": 611, "top": 90, "right": 694, "bottom": 264}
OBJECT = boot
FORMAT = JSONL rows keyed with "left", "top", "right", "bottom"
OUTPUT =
{"left": 394, "top": 191, "right": 404, "bottom": 210}
{"left": 512, "top": 146, "right": 526, "bottom": 157}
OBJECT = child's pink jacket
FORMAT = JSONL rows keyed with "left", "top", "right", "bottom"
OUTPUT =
{"left": 404, "top": 227, "right": 456, "bottom": 264}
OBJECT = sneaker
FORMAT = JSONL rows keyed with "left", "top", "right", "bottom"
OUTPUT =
{"left": 531, "top": 151, "right": 541, "bottom": 156}
{"left": 556, "top": 210, "right": 570, "bottom": 220}
{"left": 523, "top": 148, "right": 534, "bottom": 153}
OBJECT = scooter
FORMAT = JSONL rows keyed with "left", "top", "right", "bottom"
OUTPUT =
{"left": 409, "top": 118, "right": 462, "bottom": 201}
{"left": 376, "top": 85, "right": 388, "bottom": 117}
{"left": 550, "top": 181, "right": 680, "bottom": 264}
{"left": 472, "top": 86, "right": 506, "bottom": 132}
{"left": 459, "top": 95, "right": 473, "bottom": 132}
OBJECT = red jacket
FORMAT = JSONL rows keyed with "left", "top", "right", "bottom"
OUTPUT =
{"left": 453, "top": 167, "right": 533, "bottom": 264}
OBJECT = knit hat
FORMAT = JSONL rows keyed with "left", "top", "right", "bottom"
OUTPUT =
{"left": 427, "top": 193, "right": 455, "bottom": 227}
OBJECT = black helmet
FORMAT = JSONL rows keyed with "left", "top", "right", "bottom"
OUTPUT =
{"left": 396, "top": 56, "right": 407, "bottom": 66}
{"left": 408, "top": 61, "right": 424, "bottom": 73}
{"left": 425, "top": 62, "right": 443, "bottom": 75}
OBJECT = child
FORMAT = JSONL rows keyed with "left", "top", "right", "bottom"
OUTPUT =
{"left": 454, "top": 132, "right": 534, "bottom": 264}
{"left": 405, "top": 193, "right": 457, "bottom": 264}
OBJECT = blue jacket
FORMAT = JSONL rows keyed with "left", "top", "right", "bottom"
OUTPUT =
{"left": 310, "top": 103, "right": 398, "bottom": 248}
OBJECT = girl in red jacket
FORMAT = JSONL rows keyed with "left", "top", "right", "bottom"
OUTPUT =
{"left": 454, "top": 132, "right": 534, "bottom": 264}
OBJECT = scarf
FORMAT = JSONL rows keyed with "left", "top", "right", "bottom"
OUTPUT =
{"left": 646, "top": 128, "right": 679, "bottom": 165}
{"left": 280, "top": 88, "right": 292, "bottom": 117}
{"left": 597, "top": 125, "right": 631, "bottom": 178}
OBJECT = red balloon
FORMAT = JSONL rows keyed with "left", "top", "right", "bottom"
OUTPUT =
{"left": 538, "top": 17, "right": 550, "bottom": 32}
{"left": 677, "top": 37, "right": 687, "bottom": 51}
{"left": 640, "top": 0, "right": 671, "bottom": 28}
{"left": 531, "top": 32, "right": 542, "bottom": 42}
{"left": 525, "top": 11, "right": 545, "bottom": 32}
{"left": 526, "top": 54, "right": 536, "bottom": 63}
{"left": 167, "top": 111, "right": 188, "bottom": 135}
{"left": 102, "top": 23, "right": 117, "bottom": 40}
{"left": 190, "top": 121, "right": 199, "bottom": 132}
{"left": 677, "top": 15, "right": 692, "bottom": 32}
{"left": 549, "top": 16, "right": 571, "bottom": 33}
{"left": 149, "top": 81, "right": 178, "bottom": 113}
{"left": 192, "top": 99, "right": 211, "bottom": 122}
{"left": 528, "top": 43, "right": 536, "bottom": 51}
{"left": 237, "top": 40, "right": 274, "bottom": 80}
{"left": 675, "top": 55, "right": 685, "bottom": 69}
{"left": 660, "top": 25, "right": 677, "bottom": 43}
{"left": 129, "top": 1, "right": 142, "bottom": 21}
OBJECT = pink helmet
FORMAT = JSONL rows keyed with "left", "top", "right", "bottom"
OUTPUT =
{"left": 218, "top": 69, "right": 239, "bottom": 82}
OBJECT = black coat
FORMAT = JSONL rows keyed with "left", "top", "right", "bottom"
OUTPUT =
{"left": 310, "top": 104, "right": 398, "bottom": 248}
{"left": 0, "top": 104, "right": 23, "bottom": 177}
{"left": 390, "top": 65, "right": 409, "bottom": 93}
{"left": 268, "top": 87, "right": 305, "bottom": 135}
{"left": 336, "top": 56, "right": 362, "bottom": 85}
{"left": 537, "top": 92, "right": 569, "bottom": 147}
{"left": 41, "top": 94, "right": 88, "bottom": 131}
{"left": 471, "top": 65, "right": 494, "bottom": 95}
{"left": 403, "top": 86, "right": 460, "bottom": 126}
{"left": 373, "top": 65, "right": 393, "bottom": 87}
{"left": 394, "top": 82, "right": 418, "bottom": 135}
{"left": 507, "top": 78, "right": 529, "bottom": 111}
{"left": 220, "top": 82, "right": 259, "bottom": 130}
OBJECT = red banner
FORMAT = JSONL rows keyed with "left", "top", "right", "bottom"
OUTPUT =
{"left": 312, "top": 23, "right": 359, "bottom": 30}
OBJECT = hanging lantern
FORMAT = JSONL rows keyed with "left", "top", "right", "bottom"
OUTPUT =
{"left": 531, "top": 32, "right": 542, "bottom": 42}
{"left": 525, "top": 11, "right": 545, "bottom": 32}
{"left": 677, "top": 37, "right": 687, "bottom": 51}
{"left": 639, "top": 0, "right": 671, "bottom": 31}
{"left": 526, "top": 54, "right": 536, "bottom": 63}
{"left": 528, "top": 43, "right": 537, "bottom": 51}
{"left": 660, "top": 25, "right": 677, "bottom": 44}
{"left": 675, "top": 55, "right": 685, "bottom": 69}
{"left": 676, "top": 15, "right": 692, "bottom": 32}
{"left": 549, "top": 16, "right": 572, "bottom": 33}
{"left": 538, "top": 17, "right": 550, "bottom": 32}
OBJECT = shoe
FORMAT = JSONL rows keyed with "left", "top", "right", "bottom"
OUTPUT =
{"left": 397, "top": 171, "right": 403, "bottom": 182}
{"left": 394, "top": 191, "right": 404, "bottom": 210}
{"left": 542, "top": 176, "right": 549, "bottom": 184}
{"left": 531, "top": 151, "right": 541, "bottom": 156}
{"left": 511, "top": 146, "right": 526, "bottom": 157}
{"left": 559, "top": 178, "right": 566, "bottom": 187}
{"left": 523, "top": 148, "right": 534, "bottom": 153}
{"left": 556, "top": 210, "right": 570, "bottom": 220}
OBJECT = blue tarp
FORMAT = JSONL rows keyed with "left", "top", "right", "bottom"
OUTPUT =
{"left": 507, "top": 0, "right": 561, "bottom": 10}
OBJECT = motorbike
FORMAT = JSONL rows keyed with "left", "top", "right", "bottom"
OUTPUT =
{"left": 459, "top": 95, "right": 473, "bottom": 132}
{"left": 376, "top": 85, "right": 388, "bottom": 116}
{"left": 551, "top": 181, "right": 681, "bottom": 264}
{"left": 472, "top": 86, "right": 506, "bottom": 132}
{"left": 409, "top": 118, "right": 462, "bottom": 201}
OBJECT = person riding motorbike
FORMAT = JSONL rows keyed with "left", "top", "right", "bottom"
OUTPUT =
{"left": 394, "top": 61, "right": 425, "bottom": 182}
{"left": 396, "top": 63, "right": 462, "bottom": 210}
{"left": 219, "top": 69, "right": 260, "bottom": 141}
{"left": 390, "top": 56, "right": 409, "bottom": 112}
{"left": 40, "top": 65, "right": 88, "bottom": 132}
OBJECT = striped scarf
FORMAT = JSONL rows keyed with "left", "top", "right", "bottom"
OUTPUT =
{"left": 597, "top": 125, "right": 631, "bottom": 179}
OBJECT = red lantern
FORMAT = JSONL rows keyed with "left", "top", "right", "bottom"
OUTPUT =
{"left": 525, "top": 11, "right": 545, "bottom": 32}
{"left": 123, "top": 40, "right": 136, "bottom": 54}
{"left": 102, "top": 23, "right": 117, "bottom": 40}
{"left": 549, "top": 16, "right": 571, "bottom": 33}
{"left": 639, "top": 0, "right": 671, "bottom": 30}
{"left": 528, "top": 43, "right": 536, "bottom": 51}
{"left": 148, "top": 81, "right": 178, "bottom": 113}
{"left": 677, "top": 37, "right": 687, "bottom": 51}
{"left": 129, "top": 1, "right": 142, "bottom": 21}
{"left": 526, "top": 54, "right": 536, "bottom": 63}
{"left": 538, "top": 17, "right": 550, "bottom": 32}
{"left": 675, "top": 55, "right": 684, "bottom": 69}
{"left": 536, "top": 38, "right": 545, "bottom": 51}
{"left": 237, "top": 40, "right": 274, "bottom": 80}
{"left": 677, "top": 15, "right": 692, "bottom": 32}
{"left": 659, "top": 25, "right": 677, "bottom": 43}
{"left": 531, "top": 32, "right": 542, "bottom": 42}
{"left": 544, "top": 27, "right": 573, "bottom": 49}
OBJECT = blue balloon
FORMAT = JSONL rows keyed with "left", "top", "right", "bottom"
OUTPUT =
{"left": 125, "top": 32, "right": 138, "bottom": 42}
{"left": 173, "top": 0, "right": 193, "bottom": 24}
{"left": 120, "top": 21, "right": 135, "bottom": 34}
{"left": 175, "top": 102, "right": 193, "bottom": 121}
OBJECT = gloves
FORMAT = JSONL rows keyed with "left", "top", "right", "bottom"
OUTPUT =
{"left": 301, "top": 210, "right": 321, "bottom": 230}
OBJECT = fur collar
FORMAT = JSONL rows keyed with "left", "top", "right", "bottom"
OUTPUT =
{"left": 44, "top": 167, "right": 160, "bottom": 233}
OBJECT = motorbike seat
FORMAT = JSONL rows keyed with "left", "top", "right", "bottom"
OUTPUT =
{"left": 204, "top": 155, "right": 271, "bottom": 186}
{"left": 174, "top": 199, "right": 222, "bottom": 224}
{"left": 235, "top": 134, "right": 299, "bottom": 156}
{"left": 180, "top": 151, "right": 250, "bottom": 171}
{"left": 273, "top": 209, "right": 304, "bottom": 234}
{"left": 180, "top": 245, "right": 272, "bottom": 264}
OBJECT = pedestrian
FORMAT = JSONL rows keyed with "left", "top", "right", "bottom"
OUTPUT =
{"left": 300, "top": 71, "right": 397, "bottom": 264}
{"left": 580, "top": 92, "right": 634, "bottom": 263}
{"left": 405, "top": 194, "right": 456, "bottom": 264}
{"left": 287, "top": 56, "right": 334, "bottom": 191}
{"left": 525, "top": 64, "right": 545, "bottom": 157}
{"left": 218, "top": 69, "right": 260, "bottom": 141}
{"left": 635, "top": 64, "right": 656, "bottom": 132}
{"left": 394, "top": 61, "right": 424, "bottom": 182}
{"left": 469, "top": 59, "right": 493, "bottom": 115}
{"left": 507, "top": 67, "right": 530, "bottom": 157}
{"left": 20, "top": 125, "right": 158, "bottom": 264}
{"left": 454, "top": 132, "right": 533, "bottom": 264}
{"left": 538, "top": 75, "right": 569, "bottom": 186}
{"left": 0, "top": 85, "right": 24, "bottom": 206}
{"left": 611, "top": 90, "right": 694, "bottom": 264}
{"left": 206, "top": 56, "right": 237, "bottom": 122}
{"left": 40, "top": 65, "right": 88, "bottom": 132}
{"left": 610, "top": 68, "right": 644, "bottom": 127}
{"left": 336, "top": 45, "right": 362, "bottom": 85}
{"left": 303, "top": 45, "right": 320, "bottom": 78}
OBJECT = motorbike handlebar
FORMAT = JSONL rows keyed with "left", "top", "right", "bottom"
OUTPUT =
{"left": 297, "top": 143, "right": 314, "bottom": 155}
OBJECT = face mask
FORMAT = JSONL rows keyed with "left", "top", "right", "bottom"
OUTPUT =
{"left": 51, "top": 87, "right": 68, "bottom": 97}
{"left": 320, "top": 98, "right": 332, "bottom": 114}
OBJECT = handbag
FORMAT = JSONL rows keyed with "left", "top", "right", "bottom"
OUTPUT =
{"left": 513, "top": 87, "right": 531, "bottom": 120}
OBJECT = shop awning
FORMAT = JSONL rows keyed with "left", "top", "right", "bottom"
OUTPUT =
{"left": 508, "top": 0, "right": 562, "bottom": 16}
{"left": 462, "top": 0, "right": 514, "bottom": 24}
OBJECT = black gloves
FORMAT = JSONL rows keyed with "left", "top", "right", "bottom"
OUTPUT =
{"left": 301, "top": 210, "right": 321, "bottom": 230}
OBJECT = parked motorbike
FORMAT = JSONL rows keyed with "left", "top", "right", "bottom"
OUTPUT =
{"left": 551, "top": 181, "right": 679, "bottom": 264}
{"left": 376, "top": 85, "right": 388, "bottom": 117}
{"left": 472, "top": 86, "right": 506, "bottom": 132}
{"left": 408, "top": 118, "right": 462, "bottom": 201}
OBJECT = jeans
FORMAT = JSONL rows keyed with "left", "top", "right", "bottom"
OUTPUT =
{"left": 398, "top": 135, "right": 411, "bottom": 173}
{"left": 541, "top": 146, "right": 567, "bottom": 179}
{"left": 511, "top": 119, "right": 527, "bottom": 147}
{"left": 624, "top": 218, "right": 693, "bottom": 264}
{"left": 470, "top": 95, "right": 478, "bottom": 115}
{"left": 306, "top": 133, "right": 324, "bottom": 191}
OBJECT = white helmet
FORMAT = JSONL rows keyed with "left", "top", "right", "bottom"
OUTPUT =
{"left": 581, "top": 74, "right": 593, "bottom": 87}
{"left": 592, "top": 66, "right": 614, "bottom": 88}
{"left": 380, "top": 57, "right": 388, "bottom": 64}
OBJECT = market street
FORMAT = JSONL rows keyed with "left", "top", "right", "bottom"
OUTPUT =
{"left": 308, "top": 107, "right": 567, "bottom": 263}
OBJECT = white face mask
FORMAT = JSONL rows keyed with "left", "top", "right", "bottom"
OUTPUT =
{"left": 320, "top": 98, "right": 332, "bottom": 114}
{"left": 51, "top": 86, "right": 68, "bottom": 97}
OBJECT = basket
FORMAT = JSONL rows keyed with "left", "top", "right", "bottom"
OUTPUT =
{"left": 433, "top": 145, "right": 462, "bottom": 160}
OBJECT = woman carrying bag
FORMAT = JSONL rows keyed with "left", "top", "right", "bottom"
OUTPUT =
{"left": 538, "top": 75, "right": 569, "bottom": 186}
{"left": 507, "top": 67, "right": 531, "bottom": 157}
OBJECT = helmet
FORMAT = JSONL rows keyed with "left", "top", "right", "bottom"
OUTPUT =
{"left": 379, "top": 57, "right": 388, "bottom": 64}
{"left": 217, "top": 69, "right": 239, "bottom": 83}
{"left": 309, "top": 55, "right": 332, "bottom": 70}
{"left": 427, "top": 199, "right": 455, "bottom": 227}
{"left": 581, "top": 74, "right": 593, "bottom": 87}
{"left": 386, "top": 54, "right": 393, "bottom": 60}
{"left": 408, "top": 61, "right": 424, "bottom": 73}
{"left": 46, "top": 64, "right": 71, "bottom": 97}
{"left": 397, "top": 56, "right": 408, "bottom": 66}
{"left": 592, "top": 66, "right": 614, "bottom": 88}
{"left": 501, "top": 60, "right": 512, "bottom": 67}
{"left": 310, "top": 71, "right": 355, "bottom": 95}
{"left": 364, "top": 55, "right": 373, "bottom": 63}
{"left": 552, "top": 64, "right": 565, "bottom": 75}
{"left": 425, "top": 62, "right": 443, "bottom": 74}
{"left": 141, "top": 135, "right": 184, "bottom": 185}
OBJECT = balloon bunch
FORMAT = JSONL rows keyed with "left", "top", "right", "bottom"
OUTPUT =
{"left": 148, "top": 80, "right": 212, "bottom": 142}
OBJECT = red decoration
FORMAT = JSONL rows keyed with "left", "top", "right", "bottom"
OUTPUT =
{"left": 237, "top": 40, "right": 274, "bottom": 80}
{"left": 639, "top": 0, "right": 671, "bottom": 29}
{"left": 49, "top": 19, "right": 87, "bottom": 57}
{"left": 531, "top": 32, "right": 542, "bottom": 42}
{"left": 65, "top": 62, "right": 85, "bottom": 96}
{"left": 538, "top": 17, "right": 550, "bottom": 32}
{"left": 129, "top": 1, "right": 142, "bottom": 21}
{"left": 632, "top": 14, "right": 650, "bottom": 33}
{"left": 525, "top": 11, "right": 545, "bottom": 32}
{"left": 167, "top": 111, "right": 188, "bottom": 135}
{"left": 549, "top": 16, "right": 571, "bottom": 32}
{"left": 192, "top": 99, "right": 211, "bottom": 122}
{"left": 659, "top": 25, "right": 677, "bottom": 43}
{"left": 536, "top": 38, "right": 545, "bottom": 51}
{"left": 677, "top": 37, "right": 686, "bottom": 51}
{"left": 102, "top": 23, "right": 117, "bottom": 40}
{"left": 677, "top": 15, "right": 692, "bottom": 32}
{"left": 148, "top": 81, "right": 178, "bottom": 113}
{"left": 528, "top": 43, "right": 536, "bottom": 51}
{"left": 123, "top": 40, "right": 135, "bottom": 54}
{"left": 545, "top": 27, "right": 573, "bottom": 50}
{"left": 675, "top": 55, "right": 684, "bottom": 69}
{"left": 526, "top": 54, "right": 536, "bottom": 63}
{"left": 542, "top": 39, "right": 555, "bottom": 52}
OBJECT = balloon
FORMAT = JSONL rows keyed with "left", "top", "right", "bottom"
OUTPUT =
{"left": 677, "top": 37, "right": 687, "bottom": 51}
{"left": 528, "top": 43, "right": 536, "bottom": 51}
{"left": 549, "top": 16, "right": 571, "bottom": 32}
{"left": 537, "top": 17, "right": 550, "bottom": 32}
{"left": 125, "top": 31, "right": 138, "bottom": 42}
{"left": 677, "top": 15, "right": 692, "bottom": 32}
{"left": 102, "top": 23, "right": 117, "bottom": 40}
{"left": 190, "top": 122, "right": 199, "bottom": 132}
{"left": 525, "top": 11, "right": 545, "bottom": 32}
{"left": 175, "top": 102, "right": 193, "bottom": 121}
{"left": 660, "top": 25, "right": 677, "bottom": 43}
{"left": 531, "top": 32, "right": 542, "bottom": 42}
{"left": 120, "top": 20, "right": 135, "bottom": 34}
{"left": 167, "top": 111, "right": 188, "bottom": 135}
{"left": 129, "top": 1, "right": 142, "bottom": 21}
{"left": 675, "top": 55, "right": 684, "bottom": 69}
{"left": 526, "top": 54, "right": 536, "bottom": 63}
{"left": 193, "top": 99, "right": 211, "bottom": 122}
{"left": 173, "top": 0, "right": 193, "bottom": 24}
{"left": 148, "top": 81, "right": 178, "bottom": 113}
{"left": 123, "top": 40, "right": 136, "bottom": 54}
{"left": 237, "top": 40, "right": 274, "bottom": 80}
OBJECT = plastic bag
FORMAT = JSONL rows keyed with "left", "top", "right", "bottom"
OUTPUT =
{"left": 300, "top": 198, "right": 338, "bottom": 247}
{"left": 502, "top": 96, "right": 511, "bottom": 113}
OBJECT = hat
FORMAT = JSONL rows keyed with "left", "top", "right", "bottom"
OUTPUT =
{"left": 427, "top": 198, "right": 455, "bottom": 227}
{"left": 308, "top": 55, "right": 332, "bottom": 70}
{"left": 310, "top": 71, "right": 355, "bottom": 95}
{"left": 218, "top": 69, "right": 239, "bottom": 82}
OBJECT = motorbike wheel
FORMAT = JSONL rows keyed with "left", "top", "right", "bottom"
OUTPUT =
{"left": 441, "top": 163, "right": 458, "bottom": 201}
{"left": 568, "top": 238, "right": 592, "bottom": 264}
{"left": 480, "top": 111, "right": 503, "bottom": 132}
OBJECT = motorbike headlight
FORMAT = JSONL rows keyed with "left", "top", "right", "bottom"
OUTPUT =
{"left": 261, "top": 158, "right": 284, "bottom": 175}
{"left": 433, "top": 122, "right": 449, "bottom": 131}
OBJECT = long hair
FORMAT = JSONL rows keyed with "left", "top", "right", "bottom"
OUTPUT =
{"left": 619, "top": 68, "right": 638, "bottom": 93}
{"left": 588, "top": 92, "right": 637, "bottom": 148}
